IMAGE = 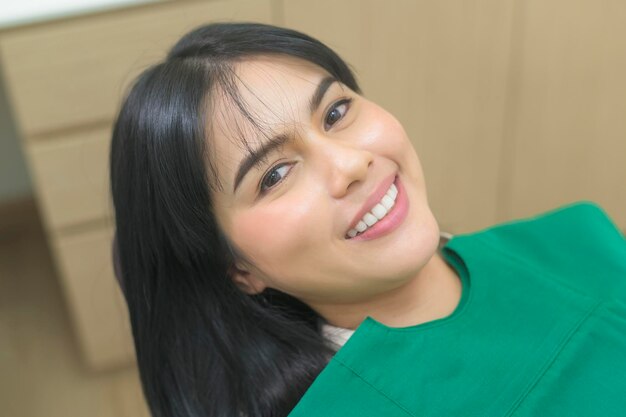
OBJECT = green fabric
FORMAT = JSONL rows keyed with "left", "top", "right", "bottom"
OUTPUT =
{"left": 288, "top": 201, "right": 626, "bottom": 416}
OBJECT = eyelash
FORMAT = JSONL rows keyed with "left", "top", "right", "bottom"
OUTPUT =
{"left": 323, "top": 97, "right": 353, "bottom": 131}
{"left": 259, "top": 162, "right": 293, "bottom": 194}
{"left": 258, "top": 97, "right": 353, "bottom": 195}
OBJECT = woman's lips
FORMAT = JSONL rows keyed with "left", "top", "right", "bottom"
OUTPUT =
{"left": 345, "top": 175, "right": 409, "bottom": 241}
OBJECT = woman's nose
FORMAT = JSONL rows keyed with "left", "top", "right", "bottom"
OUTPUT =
{"left": 316, "top": 138, "right": 374, "bottom": 198}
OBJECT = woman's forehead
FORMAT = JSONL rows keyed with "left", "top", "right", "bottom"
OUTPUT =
{"left": 231, "top": 55, "right": 329, "bottom": 120}
{"left": 208, "top": 56, "right": 332, "bottom": 191}
{"left": 213, "top": 56, "right": 328, "bottom": 131}
{"left": 236, "top": 54, "right": 329, "bottom": 87}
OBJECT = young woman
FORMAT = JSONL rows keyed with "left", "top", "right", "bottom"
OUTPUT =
{"left": 110, "top": 22, "right": 626, "bottom": 417}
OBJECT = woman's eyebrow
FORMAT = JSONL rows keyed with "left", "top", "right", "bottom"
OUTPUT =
{"left": 308, "top": 75, "right": 337, "bottom": 114}
{"left": 232, "top": 75, "right": 337, "bottom": 193}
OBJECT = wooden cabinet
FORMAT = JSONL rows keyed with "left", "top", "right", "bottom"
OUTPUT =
{"left": 0, "top": 0, "right": 275, "bottom": 138}
{"left": 1, "top": 0, "right": 624, "bottom": 372}
{"left": 0, "top": 0, "right": 274, "bottom": 370}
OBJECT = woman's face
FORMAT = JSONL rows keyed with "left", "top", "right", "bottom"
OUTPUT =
{"left": 210, "top": 54, "right": 440, "bottom": 309}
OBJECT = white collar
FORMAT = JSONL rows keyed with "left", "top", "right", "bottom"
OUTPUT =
{"left": 320, "top": 320, "right": 355, "bottom": 348}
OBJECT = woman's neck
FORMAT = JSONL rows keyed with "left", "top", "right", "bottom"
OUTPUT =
{"left": 316, "top": 248, "right": 462, "bottom": 331}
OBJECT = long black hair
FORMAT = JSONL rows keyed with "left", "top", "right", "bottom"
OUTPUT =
{"left": 110, "top": 22, "right": 361, "bottom": 417}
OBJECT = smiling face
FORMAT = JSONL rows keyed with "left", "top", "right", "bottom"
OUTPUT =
{"left": 209, "top": 54, "right": 441, "bottom": 318}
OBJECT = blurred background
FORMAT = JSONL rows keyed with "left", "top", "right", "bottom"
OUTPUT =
{"left": 0, "top": 1, "right": 624, "bottom": 416}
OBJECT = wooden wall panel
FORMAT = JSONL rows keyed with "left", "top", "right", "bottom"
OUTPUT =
{"left": 503, "top": 0, "right": 626, "bottom": 228}
{"left": 284, "top": 0, "right": 516, "bottom": 233}
{"left": 0, "top": 0, "right": 273, "bottom": 138}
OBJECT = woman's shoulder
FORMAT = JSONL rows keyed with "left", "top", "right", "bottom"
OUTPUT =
{"left": 449, "top": 200, "right": 626, "bottom": 301}
{"left": 478, "top": 201, "right": 623, "bottom": 250}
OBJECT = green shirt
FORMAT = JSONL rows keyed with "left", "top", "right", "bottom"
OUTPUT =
{"left": 288, "top": 201, "right": 626, "bottom": 416}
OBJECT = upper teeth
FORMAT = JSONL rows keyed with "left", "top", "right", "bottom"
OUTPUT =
{"left": 346, "top": 183, "right": 398, "bottom": 238}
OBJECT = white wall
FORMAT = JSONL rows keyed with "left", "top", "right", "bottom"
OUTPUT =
{"left": 0, "top": 67, "right": 31, "bottom": 201}
{"left": 0, "top": 0, "right": 158, "bottom": 29}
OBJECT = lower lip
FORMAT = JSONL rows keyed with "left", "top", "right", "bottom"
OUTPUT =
{"left": 348, "top": 175, "right": 409, "bottom": 241}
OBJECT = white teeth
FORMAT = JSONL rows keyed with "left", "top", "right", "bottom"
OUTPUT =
{"left": 381, "top": 195, "right": 395, "bottom": 210}
{"left": 388, "top": 184, "right": 398, "bottom": 199}
{"left": 371, "top": 203, "right": 387, "bottom": 220}
{"left": 346, "top": 180, "right": 399, "bottom": 238}
{"left": 355, "top": 221, "right": 368, "bottom": 232}
{"left": 363, "top": 213, "right": 378, "bottom": 226}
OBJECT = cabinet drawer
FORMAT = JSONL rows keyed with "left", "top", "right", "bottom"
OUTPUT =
{"left": 0, "top": 0, "right": 272, "bottom": 137}
{"left": 51, "top": 224, "right": 132, "bottom": 370}
{"left": 26, "top": 128, "right": 112, "bottom": 231}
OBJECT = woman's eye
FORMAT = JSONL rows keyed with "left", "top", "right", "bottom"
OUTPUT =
{"left": 260, "top": 162, "right": 293, "bottom": 194}
{"left": 324, "top": 98, "right": 352, "bottom": 130}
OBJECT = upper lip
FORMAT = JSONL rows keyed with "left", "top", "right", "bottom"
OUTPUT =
{"left": 346, "top": 173, "right": 397, "bottom": 235}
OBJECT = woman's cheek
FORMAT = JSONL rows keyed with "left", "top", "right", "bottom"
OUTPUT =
{"left": 230, "top": 200, "right": 316, "bottom": 271}
{"left": 356, "top": 103, "right": 405, "bottom": 154}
